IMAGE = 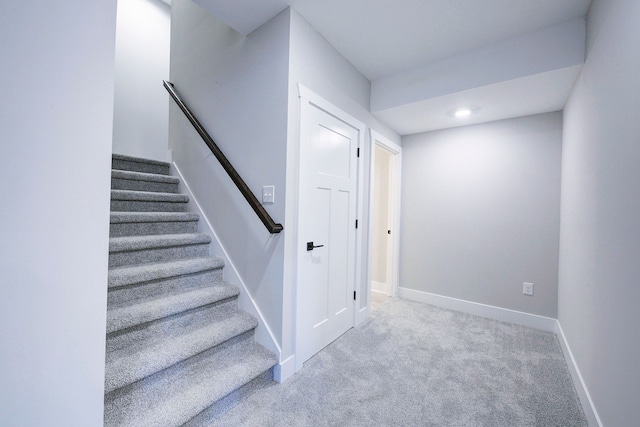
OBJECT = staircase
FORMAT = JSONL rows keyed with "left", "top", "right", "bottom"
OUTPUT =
{"left": 104, "top": 154, "right": 277, "bottom": 426}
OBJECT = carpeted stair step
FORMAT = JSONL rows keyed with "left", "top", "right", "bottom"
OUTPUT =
{"left": 104, "top": 338, "right": 277, "bottom": 427}
{"left": 108, "top": 257, "right": 223, "bottom": 289}
{"left": 112, "top": 153, "right": 171, "bottom": 176}
{"left": 107, "top": 257, "right": 225, "bottom": 305}
{"left": 110, "top": 211, "right": 199, "bottom": 237}
{"left": 112, "top": 169, "right": 180, "bottom": 194}
{"left": 106, "top": 297, "right": 239, "bottom": 355}
{"left": 181, "top": 369, "right": 274, "bottom": 427}
{"left": 109, "top": 233, "right": 211, "bottom": 268}
{"left": 111, "top": 189, "right": 189, "bottom": 213}
{"left": 105, "top": 311, "right": 258, "bottom": 393}
{"left": 106, "top": 283, "right": 240, "bottom": 334}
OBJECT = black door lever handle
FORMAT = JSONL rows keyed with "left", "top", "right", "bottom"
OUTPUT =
{"left": 307, "top": 241, "right": 325, "bottom": 251}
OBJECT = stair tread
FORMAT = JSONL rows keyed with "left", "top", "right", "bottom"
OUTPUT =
{"left": 107, "top": 283, "right": 239, "bottom": 334}
{"left": 112, "top": 169, "right": 179, "bottom": 184}
{"left": 104, "top": 339, "right": 277, "bottom": 427}
{"left": 109, "top": 257, "right": 224, "bottom": 288}
{"left": 109, "top": 233, "right": 211, "bottom": 253}
{"left": 110, "top": 211, "right": 199, "bottom": 223}
{"left": 105, "top": 311, "right": 258, "bottom": 393}
{"left": 112, "top": 153, "right": 171, "bottom": 168}
{"left": 111, "top": 189, "right": 189, "bottom": 203}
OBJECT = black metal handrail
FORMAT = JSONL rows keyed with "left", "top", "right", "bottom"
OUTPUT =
{"left": 164, "top": 80, "right": 283, "bottom": 234}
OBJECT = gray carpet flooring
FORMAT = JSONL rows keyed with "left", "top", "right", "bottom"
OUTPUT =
{"left": 211, "top": 298, "right": 587, "bottom": 426}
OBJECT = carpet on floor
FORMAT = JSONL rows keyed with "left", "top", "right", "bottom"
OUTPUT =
{"left": 211, "top": 298, "right": 587, "bottom": 427}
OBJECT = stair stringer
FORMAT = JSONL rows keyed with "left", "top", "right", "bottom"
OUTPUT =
{"left": 171, "top": 162, "right": 282, "bottom": 371}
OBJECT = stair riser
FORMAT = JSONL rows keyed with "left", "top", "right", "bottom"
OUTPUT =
{"left": 104, "top": 330, "right": 257, "bottom": 425}
{"left": 112, "top": 158, "right": 170, "bottom": 176}
{"left": 106, "top": 299, "right": 239, "bottom": 354}
{"left": 111, "top": 177, "right": 179, "bottom": 194}
{"left": 110, "top": 200, "right": 189, "bottom": 213}
{"left": 183, "top": 369, "right": 274, "bottom": 427}
{"left": 109, "top": 243, "right": 210, "bottom": 268}
{"left": 108, "top": 269, "right": 223, "bottom": 306}
{"left": 110, "top": 220, "right": 198, "bottom": 238}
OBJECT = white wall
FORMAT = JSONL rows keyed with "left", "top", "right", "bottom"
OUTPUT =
{"left": 169, "top": 0, "right": 290, "bottom": 351}
{"left": 401, "top": 113, "right": 562, "bottom": 318}
{"left": 0, "top": 1, "right": 116, "bottom": 425}
{"left": 112, "top": 0, "right": 171, "bottom": 161}
{"left": 559, "top": 0, "right": 640, "bottom": 424}
{"left": 282, "top": 9, "right": 401, "bottom": 369}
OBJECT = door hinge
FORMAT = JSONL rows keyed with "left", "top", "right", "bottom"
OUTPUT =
{"left": 357, "top": 147, "right": 360, "bottom": 158}
{"left": 354, "top": 291, "right": 357, "bottom": 300}
{"left": 355, "top": 219, "right": 358, "bottom": 229}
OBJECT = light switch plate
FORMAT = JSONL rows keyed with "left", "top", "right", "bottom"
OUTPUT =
{"left": 262, "top": 185, "right": 275, "bottom": 204}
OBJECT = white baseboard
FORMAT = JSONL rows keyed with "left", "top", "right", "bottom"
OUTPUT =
{"left": 274, "top": 354, "right": 296, "bottom": 383}
{"left": 397, "top": 287, "right": 557, "bottom": 332}
{"left": 555, "top": 323, "right": 602, "bottom": 427}
{"left": 371, "top": 281, "right": 387, "bottom": 294}
{"left": 356, "top": 303, "right": 370, "bottom": 326}
{"left": 171, "top": 163, "right": 281, "bottom": 361}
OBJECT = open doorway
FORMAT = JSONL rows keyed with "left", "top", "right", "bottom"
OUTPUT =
{"left": 368, "top": 131, "right": 402, "bottom": 312}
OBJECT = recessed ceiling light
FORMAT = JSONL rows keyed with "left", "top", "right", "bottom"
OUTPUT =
{"left": 454, "top": 108, "right": 472, "bottom": 118}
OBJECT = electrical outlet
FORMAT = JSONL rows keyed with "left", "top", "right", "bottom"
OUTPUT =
{"left": 262, "top": 185, "right": 275, "bottom": 204}
{"left": 523, "top": 282, "right": 534, "bottom": 296}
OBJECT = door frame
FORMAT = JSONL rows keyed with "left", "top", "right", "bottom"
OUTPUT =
{"left": 366, "top": 130, "right": 402, "bottom": 306}
{"left": 294, "top": 84, "right": 366, "bottom": 372}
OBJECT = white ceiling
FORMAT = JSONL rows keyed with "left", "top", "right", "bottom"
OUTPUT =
{"left": 194, "top": 0, "right": 592, "bottom": 135}
{"left": 375, "top": 65, "right": 584, "bottom": 135}
{"left": 287, "top": 0, "right": 591, "bottom": 81}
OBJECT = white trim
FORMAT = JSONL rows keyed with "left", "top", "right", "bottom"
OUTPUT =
{"left": 370, "top": 130, "right": 402, "bottom": 157}
{"left": 371, "top": 281, "right": 388, "bottom": 294}
{"left": 556, "top": 323, "right": 603, "bottom": 427}
{"left": 398, "top": 287, "right": 557, "bottom": 332}
{"left": 297, "top": 84, "right": 366, "bottom": 131}
{"left": 273, "top": 354, "right": 296, "bottom": 384}
{"left": 171, "top": 163, "right": 281, "bottom": 359}
{"left": 354, "top": 125, "right": 367, "bottom": 327}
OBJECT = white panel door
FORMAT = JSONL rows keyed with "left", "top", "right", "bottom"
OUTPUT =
{"left": 297, "top": 98, "right": 359, "bottom": 367}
